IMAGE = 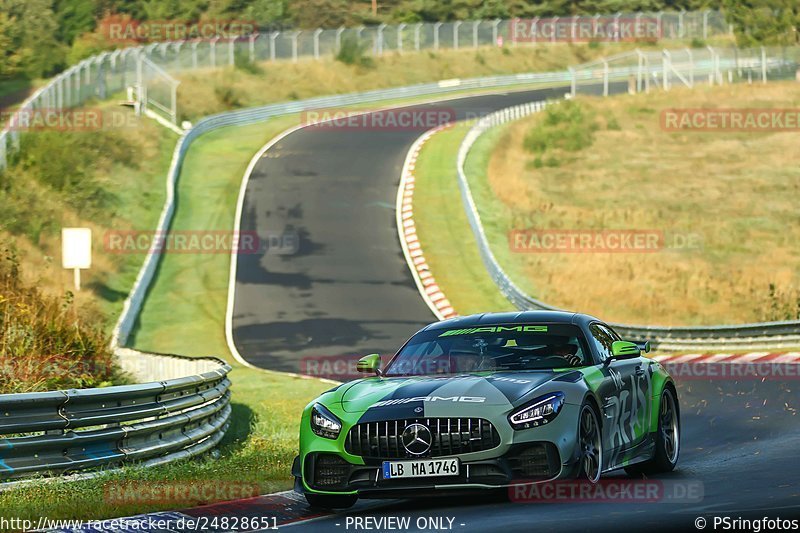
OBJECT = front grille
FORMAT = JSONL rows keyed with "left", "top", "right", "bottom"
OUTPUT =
{"left": 507, "top": 443, "right": 560, "bottom": 479}
{"left": 311, "top": 454, "right": 350, "bottom": 488}
{"left": 345, "top": 418, "right": 500, "bottom": 459}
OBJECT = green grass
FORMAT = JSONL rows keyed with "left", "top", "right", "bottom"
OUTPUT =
{"left": 412, "top": 123, "right": 514, "bottom": 315}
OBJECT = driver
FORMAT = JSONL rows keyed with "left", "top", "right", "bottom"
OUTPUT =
{"left": 551, "top": 343, "right": 583, "bottom": 367}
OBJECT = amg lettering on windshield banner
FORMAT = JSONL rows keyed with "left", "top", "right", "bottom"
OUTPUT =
{"left": 372, "top": 396, "right": 486, "bottom": 407}
{"left": 438, "top": 325, "right": 548, "bottom": 337}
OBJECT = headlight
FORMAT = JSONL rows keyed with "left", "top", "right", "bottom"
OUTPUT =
{"left": 311, "top": 403, "right": 342, "bottom": 439}
{"left": 509, "top": 392, "right": 565, "bottom": 430}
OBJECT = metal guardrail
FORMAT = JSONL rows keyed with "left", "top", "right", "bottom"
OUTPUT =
{"left": 455, "top": 53, "right": 800, "bottom": 351}
{"left": 0, "top": 352, "right": 231, "bottom": 481}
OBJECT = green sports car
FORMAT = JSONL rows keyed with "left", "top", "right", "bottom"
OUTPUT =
{"left": 292, "top": 311, "right": 680, "bottom": 509}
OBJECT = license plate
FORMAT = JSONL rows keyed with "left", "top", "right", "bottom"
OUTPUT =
{"left": 382, "top": 458, "right": 459, "bottom": 479}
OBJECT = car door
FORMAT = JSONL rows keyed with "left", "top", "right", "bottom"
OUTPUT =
{"left": 587, "top": 323, "right": 651, "bottom": 467}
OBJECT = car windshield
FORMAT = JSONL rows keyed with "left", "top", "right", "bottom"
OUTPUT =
{"left": 384, "top": 323, "right": 591, "bottom": 376}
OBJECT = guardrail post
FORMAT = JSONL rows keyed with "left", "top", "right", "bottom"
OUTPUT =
{"left": 314, "top": 28, "right": 323, "bottom": 59}
{"left": 569, "top": 67, "right": 576, "bottom": 97}
{"left": 453, "top": 21, "right": 461, "bottom": 49}
{"left": 434, "top": 22, "right": 442, "bottom": 50}
{"left": 472, "top": 21, "right": 479, "bottom": 48}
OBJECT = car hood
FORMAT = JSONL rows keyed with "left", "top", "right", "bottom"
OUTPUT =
{"left": 338, "top": 371, "right": 560, "bottom": 414}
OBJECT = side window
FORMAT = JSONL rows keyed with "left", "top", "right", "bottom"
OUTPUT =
{"left": 589, "top": 323, "right": 616, "bottom": 362}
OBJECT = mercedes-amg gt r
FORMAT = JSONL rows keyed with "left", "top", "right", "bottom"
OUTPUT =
{"left": 293, "top": 311, "right": 680, "bottom": 509}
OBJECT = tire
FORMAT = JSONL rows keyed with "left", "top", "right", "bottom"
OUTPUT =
{"left": 305, "top": 493, "right": 358, "bottom": 509}
{"left": 625, "top": 387, "right": 680, "bottom": 476}
{"left": 576, "top": 402, "right": 602, "bottom": 483}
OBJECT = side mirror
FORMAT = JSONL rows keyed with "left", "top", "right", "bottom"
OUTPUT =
{"left": 356, "top": 354, "right": 382, "bottom": 375}
{"left": 636, "top": 340, "right": 651, "bottom": 354}
{"left": 610, "top": 340, "right": 641, "bottom": 360}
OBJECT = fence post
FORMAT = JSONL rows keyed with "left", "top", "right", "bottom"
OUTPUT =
{"left": 397, "top": 23, "right": 406, "bottom": 52}
{"left": 292, "top": 31, "right": 300, "bottom": 62}
{"left": 603, "top": 58, "right": 609, "bottom": 96}
{"left": 335, "top": 27, "right": 345, "bottom": 52}
{"left": 551, "top": 16, "right": 559, "bottom": 43}
{"left": 492, "top": 19, "right": 500, "bottom": 45}
{"left": 686, "top": 47, "right": 694, "bottom": 86}
{"left": 270, "top": 32, "right": 278, "bottom": 61}
{"left": 571, "top": 15, "right": 578, "bottom": 41}
{"left": 454, "top": 21, "right": 461, "bottom": 49}
{"left": 314, "top": 28, "right": 323, "bottom": 59}
{"left": 210, "top": 37, "right": 218, "bottom": 68}
{"left": 415, "top": 23, "right": 422, "bottom": 50}
{"left": 434, "top": 22, "right": 442, "bottom": 50}
{"left": 191, "top": 41, "right": 199, "bottom": 68}
{"left": 377, "top": 23, "right": 386, "bottom": 55}
{"left": 678, "top": 10, "right": 685, "bottom": 38}
{"left": 663, "top": 49, "right": 670, "bottom": 90}
{"left": 228, "top": 38, "right": 235, "bottom": 66}
{"left": 614, "top": 12, "right": 621, "bottom": 42}
{"left": 706, "top": 45, "right": 717, "bottom": 85}
{"left": 249, "top": 34, "right": 257, "bottom": 63}
{"left": 761, "top": 46, "right": 767, "bottom": 83}
{"left": 472, "top": 21, "right": 479, "bottom": 48}
{"left": 703, "top": 10, "right": 710, "bottom": 39}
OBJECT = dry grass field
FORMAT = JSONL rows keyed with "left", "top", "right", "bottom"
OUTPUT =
{"left": 480, "top": 81, "right": 800, "bottom": 325}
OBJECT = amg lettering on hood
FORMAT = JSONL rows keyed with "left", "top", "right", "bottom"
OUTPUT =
{"left": 372, "top": 396, "right": 486, "bottom": 407}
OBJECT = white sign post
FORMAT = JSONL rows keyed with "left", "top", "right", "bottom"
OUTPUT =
{"left": 62, "top": 228, "right": 92, "bottom": 291}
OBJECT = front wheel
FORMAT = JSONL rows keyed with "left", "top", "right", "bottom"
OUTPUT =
{"left": 626, "top": 387, "right": 680, "bottom": 476}
{"left": 576, "top": 403, "right": 602, "bottom": 483}
{"left": 305, "top": 493, "right": 358, "bottom": 510}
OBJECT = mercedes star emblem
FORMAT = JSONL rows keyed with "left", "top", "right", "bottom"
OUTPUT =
{"left": 401, "top": 423, "right": 432, "bottom": 455}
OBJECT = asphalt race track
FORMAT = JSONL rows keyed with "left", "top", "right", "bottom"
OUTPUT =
{"left": 229, "top": 85, "right": 800, "bottom": 530}
{"left": 230, "top": 84, "right": 614, "bottom": 375}
{"left": 282, "top": 378, "right": 800, "bottom": 532}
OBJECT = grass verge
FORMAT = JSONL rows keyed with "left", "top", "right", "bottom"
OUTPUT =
{"left": 411, "top": 123, "right": 515, "bottom": 315}
{"left": 482, "top": 82, "right": 800, "bottom": 325}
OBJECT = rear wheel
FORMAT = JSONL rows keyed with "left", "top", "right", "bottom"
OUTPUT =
{"left": 576, "top": 403, "right": 602, "bottom": 483}
{"left": 625, "top": 387, "right": 680, "bottom": 476}
{"left": 305, "top": 493, "right": 358, "bottom": 509}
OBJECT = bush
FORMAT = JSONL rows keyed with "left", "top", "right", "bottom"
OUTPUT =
{"left": 335, "top": 35, "right": 374, "bottom": 68}
{"left": 523, "top": 100, "right": 598, "bottom": 155}
{"left": 0, "top": 248, "right": 120, "bottom": 393}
